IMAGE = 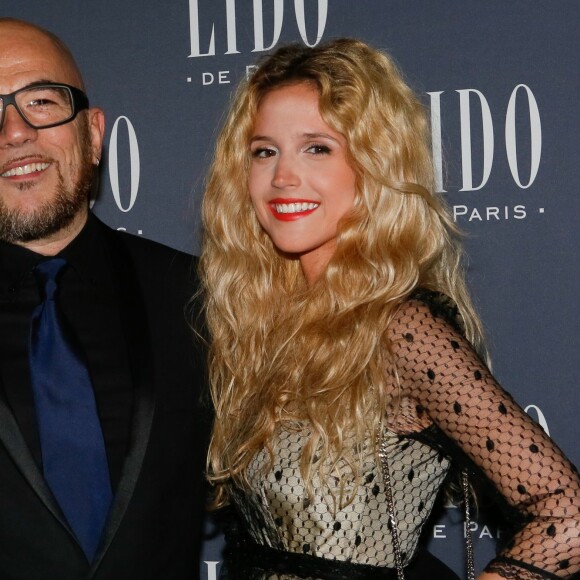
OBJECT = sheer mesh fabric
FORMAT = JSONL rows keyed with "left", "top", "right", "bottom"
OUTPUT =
{"left": 225, "top": 419, "right": 456, "bottom": 579}
{"left": 225, "top": 292, "right": 580, "bottom": 579}
{"left": 390, "top": 294, "right": 580, "bottom": 578}
{"left": 484, "top": 559, "right": 562, "bottom": 579}
{"left": 235, "top": 423, "right": 450, "bottom": 566}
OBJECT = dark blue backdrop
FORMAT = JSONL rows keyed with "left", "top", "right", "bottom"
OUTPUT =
{"left": 3, "top": 2, "right": 578, "bottom": 577}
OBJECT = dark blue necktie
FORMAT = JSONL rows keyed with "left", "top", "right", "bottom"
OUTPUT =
{"left": 28, "top": 258, "right": 112, "bottom": 560}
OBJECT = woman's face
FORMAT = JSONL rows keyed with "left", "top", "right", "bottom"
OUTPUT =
{"left": 248, "top": 82, "right": 356, "bottom": 283}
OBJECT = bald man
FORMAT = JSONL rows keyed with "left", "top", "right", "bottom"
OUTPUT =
{"left": 0, "top": 18, "right": 208, "bottom": 579}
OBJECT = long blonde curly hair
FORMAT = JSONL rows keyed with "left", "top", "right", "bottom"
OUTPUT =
{"left": 201, "top": 38, "right": 485, "bottom": 507}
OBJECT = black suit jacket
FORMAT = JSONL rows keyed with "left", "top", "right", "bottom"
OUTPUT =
{"left": 0, "top": 217, "right": 210, "bottom": 579}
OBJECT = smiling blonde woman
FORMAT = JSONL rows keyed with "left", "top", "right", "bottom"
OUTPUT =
{"left": 200, "top": 38, "right": 580, "bottom": 580}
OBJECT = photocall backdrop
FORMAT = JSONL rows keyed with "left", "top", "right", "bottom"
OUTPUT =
{"left": 4, "top": 2, "right": 578, "bottom": 577}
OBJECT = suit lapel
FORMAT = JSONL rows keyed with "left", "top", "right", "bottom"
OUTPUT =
{"left": 0, "top": 244, "right": 78, "bottom": 544}
{"left": 90, "top": 224, "right": 156, "bottom": 571}
{"left": 0, "top": 376, "right": 77, "bottom": 539}
{"left": 0, "top": 218, "right": 158, "bottom": 570}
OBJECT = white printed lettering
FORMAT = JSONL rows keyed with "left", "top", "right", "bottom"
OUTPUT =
{"left": 109, "top": 116, "right": 140, "bottom": 213}
{"left": 505, "top": 84, "right": 542, "bottom": 189}
{"left": 457, "top": 89, "right": 494, "bottom": 191}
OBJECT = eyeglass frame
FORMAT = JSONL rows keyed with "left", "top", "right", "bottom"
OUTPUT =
{"left": 0, "top": 82, "right": 90, "bottom": 131}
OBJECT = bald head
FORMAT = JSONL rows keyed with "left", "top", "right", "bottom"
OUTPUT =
{"left": 0, "top": 18, "right": 85, "bottom": 90}
{"left": 0, "top": 18, "right": 105, "bottom": 254}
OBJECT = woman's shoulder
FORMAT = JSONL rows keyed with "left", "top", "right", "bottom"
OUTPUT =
{"left": 396, "top": 287, "right": 466, "bottom": 336}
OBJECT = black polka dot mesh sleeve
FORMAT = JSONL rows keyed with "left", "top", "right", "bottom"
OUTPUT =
{"left": 388, "top": 295, "right": 580, "bottom": 579}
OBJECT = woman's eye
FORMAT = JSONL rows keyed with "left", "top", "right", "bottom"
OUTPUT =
{"left": 251, "top": 147, "right": 276, "bottom": 159}
{"left": 306, "top": 144, "right": 331, "bottom": 155}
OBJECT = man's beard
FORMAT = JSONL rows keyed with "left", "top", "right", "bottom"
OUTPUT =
{"left": 0, "top": 139, "right": 95, "bottom": 245}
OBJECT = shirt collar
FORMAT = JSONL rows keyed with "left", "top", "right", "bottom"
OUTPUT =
{"left": 0, "top": 240, "right": 40, "bottom": 296}
{"left": 0, "top": 213, "right": 107, "bottom": 296}
{"left": 59, "top": 213, "right": 105, "bottom": 286}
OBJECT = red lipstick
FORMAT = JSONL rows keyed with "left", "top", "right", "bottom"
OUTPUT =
{"left": 268, "top": 198, "right": 319, "bottom": 222}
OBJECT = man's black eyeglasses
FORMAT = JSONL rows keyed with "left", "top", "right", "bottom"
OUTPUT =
{"left": 0, "top": 83, "right": 89, "bottom": 131}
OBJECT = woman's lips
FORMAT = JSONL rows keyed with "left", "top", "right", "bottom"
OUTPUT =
{"left": 268, "top": 198, "right": 320, "bottom": 221}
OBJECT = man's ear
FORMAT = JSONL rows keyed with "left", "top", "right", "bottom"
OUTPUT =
{"left": 87, "top": 107, "right": 105, "bottom": 165}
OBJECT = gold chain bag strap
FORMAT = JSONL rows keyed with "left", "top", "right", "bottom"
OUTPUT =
{"left": 461, "top": 469, "right": 476, "bottom": 580}
{"left": 377, "top": 434, "right": 406, "bottom": 580}
{"left": 378, "top": 434, "right": 476, "bottom": 580}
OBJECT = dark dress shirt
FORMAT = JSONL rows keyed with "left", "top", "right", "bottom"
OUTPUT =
{"left": 0, "top": 215, "right": 133, "bottom": 490}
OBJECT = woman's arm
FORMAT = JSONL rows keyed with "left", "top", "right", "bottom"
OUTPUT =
{"left": 388, "top": 297, "right": 580, "bottom": 579}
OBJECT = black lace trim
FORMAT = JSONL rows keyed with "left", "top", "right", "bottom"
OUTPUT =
{"left": 222, "top": 539, "right": 401, "bottom": 579}
{"left": 409, "top": 288, "right": 465, "bottom": 335}
{"left": 485, "top": 556, "right": 566, "bottom": 579}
